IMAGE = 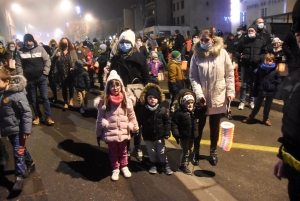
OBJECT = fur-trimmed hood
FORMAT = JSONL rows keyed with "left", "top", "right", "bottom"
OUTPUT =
{"left": 8, "top": 75, "right": 27, "bottom": 92}
{"left": 139, "top": 83, "right": 165, "bottom": 105}
{"left": 192, "top": 36, "right": 224, "bottom": 59}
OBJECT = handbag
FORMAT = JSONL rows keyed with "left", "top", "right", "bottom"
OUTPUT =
{"left": 126, "top": 78, "right": 144, "bottom": 101}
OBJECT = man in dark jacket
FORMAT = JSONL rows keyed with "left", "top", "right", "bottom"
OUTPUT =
{"left": 173, "top": 30, "right": 185, "bottom": 52}
{"left": 274, "top": 1, "right": 300, "bottom": 200}
{"left": 236, "top": 25, "right": 268, "bottom": 110}
{"left": 283, "top": 29, "right": 300, "bottom": 73}
{"left": 254, "top": 18, "right": 272, "bottom": 49}
{"left": 15, "top": 33, "right": 54, "bottom": 125}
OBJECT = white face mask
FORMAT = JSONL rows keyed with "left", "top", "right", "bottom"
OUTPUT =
{"left": 193, "top": 38, "right": 200, "bottom": 44}
{"left": 237, "top": 31, "right": 241, "bottom": 35}
{"left": 257, "top": 23, "right": 264, "bottom": 29}
{"left": 248, "top": 33, "right": 256, "bottom": 38}
{"left": 136, "top": 41, "right": 142, "bottom": 46}
{"left": 77, "top": 51, "right": 81, "bottom": 53}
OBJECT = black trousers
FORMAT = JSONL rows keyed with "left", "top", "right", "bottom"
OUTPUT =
{"left": 283, "top": 163, "right": 300, "bottom": 201}
{"left": 251, "top": 95, "right": 274, "bottom": 120}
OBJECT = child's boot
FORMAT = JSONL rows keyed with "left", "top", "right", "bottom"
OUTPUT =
{"left": 149, "top": 162, "right": 157, "bottom": 174}
{"left": 209, "top": 147, "right": 218, "bottom": 166}
{"left": 178, "top": 153, "right": 191, "bottom": 175}
{"left": 162, "top": 162, "right": 173, "bottom": 175}
{"left": 192, "top": 149, "right": 200, "bottom": 166}
{"left": 178, "top": 165, "right": 191, "bottom": 175}
{"left": 242, "top": 114, "right": 255, "bottom": 124}
{"left": 12, "top": 176, "right": 24, "bottom": 191}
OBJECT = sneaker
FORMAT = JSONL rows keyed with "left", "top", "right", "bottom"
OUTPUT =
{"left": 162, "top": 163, "right": 173, "bottom": 175}
{"left": 46, "top": 118, "right": 54, "bottom": 125}
{"left": 136, "top": 149, "right": 143, "bottom": 162}
{"left": 121, "top": 166, "right": 132, "bottom": 178}
{"left": 192, "top": 152, "right": 200, "bottom": 166}
{"left": 12, "top": 176, "right": 24, "bottom": 191}
{"left": 23, "top": 162, "right": 36, "bottom": 178}
{"left": 238, "top": 102, "right": 245, "bottom": 110}
{"left": 178, "top": 166, "right": 191, "bottom": 175}
{"left": 264, "top": 119, "right": 271, "bottom": 126}
{"left": 249, "top": 102, "right": 255, "bottom": 110}
{"left": 32, "top": 117, "right": 40, "bottom": 125}
{"left": 111, "top": 169, "right": 120, "bottom": 181}
{"left": 80, "top": 107, "right": 85, "bottom": 114}
{"left": 209, "top": 148, "right": 218, "bottom": 166}
{"left": 149, "top": 165, "right": 157, "bottom": 174}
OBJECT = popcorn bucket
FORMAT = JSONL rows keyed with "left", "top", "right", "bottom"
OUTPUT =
{"left": 218, "top": 121, "right": 235, "bottom": 151}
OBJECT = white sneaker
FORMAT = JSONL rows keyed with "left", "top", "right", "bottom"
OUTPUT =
{"left": 121, "top": 166, "right": 132, "bottom": 178}
{"left": 80, "top": 107, "right": 85, "bottom": 114}
{"left": 249, "top": 102, "right": 255, "bottom": 110}
{"left": 111, "top": 169, "right": 120, "bottom": 181}
{"left": 238, "top": 102, "right": 245, "bottom": 110}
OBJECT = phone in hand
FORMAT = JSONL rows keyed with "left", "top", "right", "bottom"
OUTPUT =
{"left": 200, "top": 98, "right": 206, "bottom": 104}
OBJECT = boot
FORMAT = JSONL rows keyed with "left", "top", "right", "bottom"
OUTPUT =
{"left": 162, "top": 162, "right": 173, "bottom": 175}
{"left": 192, "top": 150, "right": 200, "bottom": 166}
{"left": 178, "top": 165, "right": 191, "bottom": 175}
{"left": 23, "top": 161, "right": 36, "bottom": 178}
{"left": 12, "top": 176, "right": 24, "bottom": 191}
{"left": 242, "top": 114, "right": 255, "bottom": 124}
{"left": 209, "top": 147, "right": 218, "bottom": 166}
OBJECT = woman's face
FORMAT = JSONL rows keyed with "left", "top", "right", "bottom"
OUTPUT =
{"left": 200, "top": 34, "right": 213, "bottom": 45}
{"left": 62, "top": 39, "right": 68, "bottom": 46}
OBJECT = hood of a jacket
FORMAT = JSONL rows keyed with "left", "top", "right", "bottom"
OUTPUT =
{"left": 167, "top": 59, "right": 180, "bottom": 66}
{"left": 177, "top": 88, "right": 196, "bottom": 109}
{"left": 193, "top": 36, "right": 224, "bottom": 59}
{"left": 7, "top": 75, "right": 27, "bottom": 93}
{"left": 139, "top": 83, "right": 165, "bottom": 105}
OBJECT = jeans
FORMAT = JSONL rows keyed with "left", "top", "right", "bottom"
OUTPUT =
{"left": 240, "top": 67, "right": 256, "bottom": 103}
{"left": 251, "top": 95, "right": 274, "bottom": 120}
{"left": 26, "top": 75, "right": 52, "bottom": 119}
{"left": 108, "top": 140, "right": 128, "bottom": 170}
{"left": 145, "top": 139, "right": 167, "bottom": 163}
{"left": 8, "top": 134, "right": 33, "bottom": 176}
{"left": 62, "top": 77, "right": 74, "bottom": 104}
{"left": 194, "top": 113, "right": 222, "bottom": 151}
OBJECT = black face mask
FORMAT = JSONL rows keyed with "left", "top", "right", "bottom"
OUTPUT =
{"left": 51, "top": 44, "right": 55, "bottom": 47}
{"left": 61, "top": 43, "right": 67, "bottom": 50}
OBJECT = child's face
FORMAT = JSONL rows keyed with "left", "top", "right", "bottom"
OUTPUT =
{"left": 184, "top": 100, "right": 194, "bottom": 111}
{"left": 109, "top": 84, "right": 121, "bottom": 95}
{"left": 147, "top": 95, "right": 158, "bottom": 106}
{"left": 273, "top": 42, "right": 281, "bottom": 48}
{"left": 153, "top": 58, "right": 159, "bottom": 63}
{"left": 264, "top": 59, "right": 274, "bottom": 66}
{"left": 0, "top": 79, "right": 9, "bottom": 90}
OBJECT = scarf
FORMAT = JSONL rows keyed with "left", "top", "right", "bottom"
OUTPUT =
{"left": 109, "top": 93, "right": 124, "bottom": 106}
{"left": 146, "top": 104, "right": 159, "bottom": 111}
{"left": 273, "top": 47, "right": 282, "bottom": 52}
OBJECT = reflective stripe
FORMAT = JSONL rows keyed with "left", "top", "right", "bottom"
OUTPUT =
{"left": 282, "top": 147, "right": 300, "bottom": 171}
{"left": 20, "top": 52, "right": 42, "bottom": 59}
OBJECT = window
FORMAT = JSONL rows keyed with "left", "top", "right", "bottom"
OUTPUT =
{"left": 181, "top": 15, "right": 185, "bottom": 24}
{"left": 261, "top": 8, "right": 267, "bottom": 17}
{"left": 173, "top": 18, "right": 176, "bottom": 25}
{"left": 177, "top": 2, "right": 179, "bottom": 10}
{"left": 264, "top": 8, "right": 267, "bottom": 17}
{"left": 181, "top": 0, "right": 184, "bottom": 9}
{"left": 240, "top": 12, "right": 246, "bottom": 25}
{"left": 177, "top": 17, "right": 179, "bottom": 25}
{"left": 173, "top": 3, "right": 175, "bottom": 11}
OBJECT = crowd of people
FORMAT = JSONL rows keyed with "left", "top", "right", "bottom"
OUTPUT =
{"left": 0, "top": 1, "right": 300, "bottom": 199}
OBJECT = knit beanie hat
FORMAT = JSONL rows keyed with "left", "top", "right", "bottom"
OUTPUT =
{"left": 171, "top": 50, "right": 181, "bottom": 59}
{"left": 105, "top": 70, "right": 125, "bottom": 93}
{"left": 248, "top": 25, "right": 257, "bottom": 32}
{"left": 100, "top": 44, "right": 107, "bottom": 51}
{"left": 23, "top": 33, "right": 34, "bottom": 42}
{"left": 146, "top": 87, "right": 160, "bottom": 101}
{"left": 182, "top": 94, "right": 195, "bottom": 104}
{"left": 272, "top": 37, "right": 283, "bottom": 44}
{"left": 151, "top": 51, "right": 158, "bottom": 59}
{"left": 119, "top": 29, "right": 136, "bottom": 46}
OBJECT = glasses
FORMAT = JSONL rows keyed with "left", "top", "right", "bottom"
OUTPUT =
{"left": 109, "top": 85, "right": 121, "bottom": 89}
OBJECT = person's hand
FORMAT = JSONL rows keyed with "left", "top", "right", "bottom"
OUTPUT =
{"left": 228, "top": 96, "right": 234, "bottom": 102}
{"left": 97, "top": 137, "right": 101, "bottom": 146}
{"left": 56, "top": 52, "right": 61, "bottom": 57}
{"left": 23, "top": 134, "right": 30, "bottom": 139}
{"left": 273, "top": 158, "right": 284, "bottom": 180}
{"left": 198, "top": 97, "right": 206, "bottom": 107}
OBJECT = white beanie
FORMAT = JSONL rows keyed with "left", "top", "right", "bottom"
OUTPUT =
{"left": 272, "top": 37, "right": 283, "bottom": 44}
{"left": 119, "top": 29, "right": 136, "bottom": 46}
{"left": 151, "top": 51, "right": 158, "bottom": 59}
{"left": 182, "top": 94, "right": 195, "bottom": 104}
{"left": 100, "top": 44, "right": 107, "bottom": 51}
{"left": 104, "top": 70, "right": 125, "bottom": 94}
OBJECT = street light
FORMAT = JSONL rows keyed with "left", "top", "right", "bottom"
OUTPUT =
{"left": 85, "top": 14, "right": 93, "bottom": 22}
{"left": 11, "top": 3, "right": 22, "bottom": 12}
{"left": 60, "top": 0, "right": 71, "bottom": 11}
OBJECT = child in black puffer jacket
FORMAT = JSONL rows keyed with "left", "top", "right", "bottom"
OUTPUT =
{"left": 72, "top": 60, "right": 90, "bottom": 113}
{"left": 171, "top": 89, "right": 206, "bottom": 175}
{"left": 136, "top": 83, "right": 173, "bottom": 175}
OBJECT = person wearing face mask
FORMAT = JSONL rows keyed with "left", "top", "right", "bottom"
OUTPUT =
{"left": 3, "top": 42, "right": 17, "bottom": 75}
{"left": 148, "top": 52, "right": 163, "bottom": 84}
{"left": 254, "top": 18, "right": 272, "bottom": 48}
{"left": 15, "top": 33, "right": 54, "bottom": 125}
{"left": 53, "top": 37, "right": 78, "bottom": 109}
{"left": 236, "top": 25, "right": 268, "bottom": 110}
{"left": 189, "top": 28, "right": 235, "bottom": 166}
{"left": 48, "top": 39, "right": 58, "bottom": 57}
{"left": 136, "top": 36, "right": 148, "bottom": 59}
{"left": 146, "top": 34, "right": 158, "bottom": 52}
{"left": 109, "top": 29, "right": 151, "bottom": 161}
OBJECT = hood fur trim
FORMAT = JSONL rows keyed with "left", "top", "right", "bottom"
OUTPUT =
{"left": 94, "top": 96, "right": 101, "bottom": 109}
{"left": 8, "top": 75, "right": 27, "bottom": 92}
{"left": 192, "top": 36, "right": 224, "bottom": 59}
{"left": 139, "top": 83, "right": 165, "bottom": 105}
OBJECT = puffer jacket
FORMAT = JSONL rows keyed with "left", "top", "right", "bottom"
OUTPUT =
{"left": 171, "top": 89, "right": 205, "bottom": 139}
{"left": 136, "top": 83, "right": 170, "bottom": 141}
{"left": 168, "top": 59, "right": 185, "bottom": 94}
{"left": 94, "top": 97, "right": 139, "bottom": 143}
{"left": 236, "top": 36, "right": 268, "bottom": 68}
{"left": 72, "top": 67, "right": 90, "bottom": 91}
{"left": 0, "top": 75, "right": 32, "bottom": 136}
{"left": 189, "top": 37, "right": 235, "bottom": 108}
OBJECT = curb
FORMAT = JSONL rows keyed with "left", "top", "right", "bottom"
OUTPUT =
{"left": 165, "top": 140, "right": 238, "bottom": 201}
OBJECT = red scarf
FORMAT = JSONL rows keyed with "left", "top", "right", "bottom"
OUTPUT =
{"left": 109, "top": 93, "right": 124, "bottom": 106}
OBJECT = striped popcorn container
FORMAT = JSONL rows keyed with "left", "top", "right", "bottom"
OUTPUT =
{"left": 218, "top": 121, "right": 235, "bottom": 151}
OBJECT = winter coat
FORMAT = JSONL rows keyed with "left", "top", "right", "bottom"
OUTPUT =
{"left": 171, "top": 89, "right": 205, "bottom": 139}
{"left": 93, "top": 41, "right": 101, "bottom": 57}
{"left": 173, "top": 33, "right": 185, "bottom": 52}
{"left": 253, "top": 66, "right": 281, "bottom": 97}
{"left": 77, "top": 46, "right": 91, "bottom": 57}
{"left": 0, "top": 75, "right": 32, "bottom": 136}
{"left": 157, "top": 51, "right": 166, "bottom": 66}
{"left": 282, "top": 31, "right": 300, "bottom": 73}
{"left": 146, "top": 39, "right": 158, "bottom": 52}
{"left": 97, "top": 51, "right": 109, "bottom": 70}
{"left": 236, "top": 36, "right": 268, "bottom": 68}
{"left": 257, "top": 29, "right": 272, "bottom": 49}
{"left": 94, "top": 97, "right": 139, "bottom": 143}
{"left": 137, "top": 45, "right": 148, "bottom": 59}
{"left": 136, "top": 83, "right": 170, "bottom": 141}
{"left": 148, "top": 60, "right": 162, "bottom": 76}
{"left": 168, "top": 59, "right": 185, "bottom": 94}
{"left": 189, "top": 37, "right": 235, "bottom": 108}
{"left": 72, "top": 67, "right": 90, "bottom": 91}
{"left": 109, "top": 51, "right": 151, "bottom": 87}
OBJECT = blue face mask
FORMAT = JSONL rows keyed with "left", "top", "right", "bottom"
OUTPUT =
{"left": 120, "top": 43, "right": 132, "bottom": 53}
{"left": 200, "top": 43, "right": 212, "bottom": 50}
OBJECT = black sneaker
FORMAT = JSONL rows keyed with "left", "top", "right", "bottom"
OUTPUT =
{"left": 149, "top": 166, "right": 157, "bottom": 174}
{"left": 178, "top": 166, "right": 191, "bottom": 175}
{"left": 12, "top": 176, "right": 24, "bottom": 191}
{"left": 162, "top": 163, "right": 173, "bottom": 175}
{"left": 192, "top": 152, "right": 200, "bottom": 166}
{"left": 24, "top": 162, "right": 36, "bottom": 178}
{"left": 209, "top": 148, "right": 218, "bottom": 166}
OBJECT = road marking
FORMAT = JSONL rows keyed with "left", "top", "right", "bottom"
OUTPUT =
{"left": 168, "top": 136, "right": 278, "bottom": 153}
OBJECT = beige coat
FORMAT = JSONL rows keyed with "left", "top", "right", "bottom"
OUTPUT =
{"left": 189, "top": 37, "right": 235, "bottom": 109}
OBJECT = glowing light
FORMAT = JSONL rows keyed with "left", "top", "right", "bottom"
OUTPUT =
{"left": 230, "top": 0, "right": 240, "bottom": 23}
{"left": 60, "top": 0, "right": 71, "bottom": 10}
{"left": 12, "top": 3, "right": 21, "bottom": 12}
{"left": 55, "top": 28, "right": 63, "bottom": 36}
{"left": 85, "top": 14, "right": 93, "bottom": 21}
{"left": 75, "top": 6, "right": 81, "bottom": 14}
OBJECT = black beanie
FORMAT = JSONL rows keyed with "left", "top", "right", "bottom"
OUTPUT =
{"left": 23, "top": 34, "right": 34, "bottom": 42}
{"left": 248, "top": 25, "right": 257, "bottom": 32}
{"left": 146, "top": 87, "right": 160, "bottom": 101}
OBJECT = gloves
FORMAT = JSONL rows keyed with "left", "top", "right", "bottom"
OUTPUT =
{"left": 97, "top": 137, "right": 101, "bottom": 146}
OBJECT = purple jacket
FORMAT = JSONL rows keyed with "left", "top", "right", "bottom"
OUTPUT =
{"left": 148, "top": 60, "right": 162, "bottom": 76}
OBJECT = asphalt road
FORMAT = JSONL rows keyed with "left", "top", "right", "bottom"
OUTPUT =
{"left": 0, "top": 89, "right": 289, "bottom": 201}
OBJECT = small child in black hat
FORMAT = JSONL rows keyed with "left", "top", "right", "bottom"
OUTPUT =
{"left": 136, "top": 83, "right": 173, "bottom": 175}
